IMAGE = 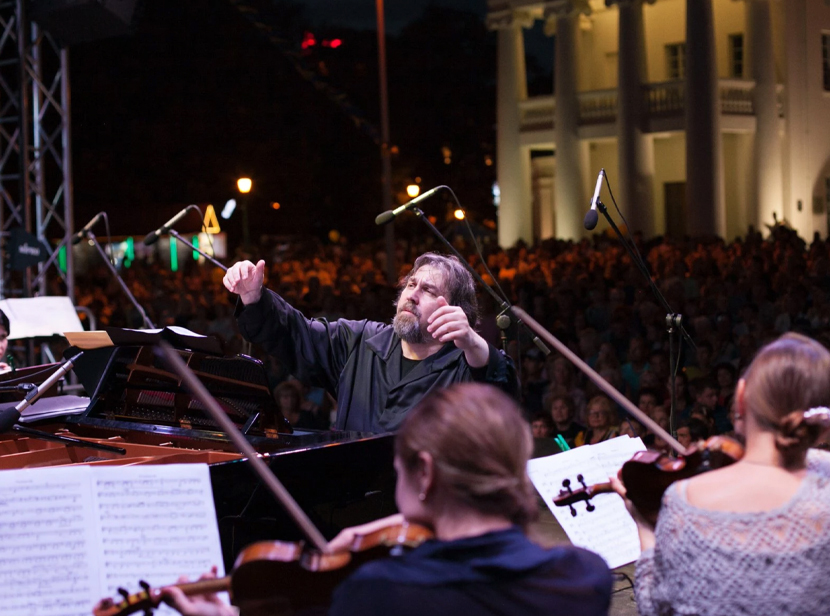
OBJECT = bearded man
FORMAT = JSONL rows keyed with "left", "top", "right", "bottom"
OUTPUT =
{"left": 224, "top": 253, "right": 518, "bottom": 432}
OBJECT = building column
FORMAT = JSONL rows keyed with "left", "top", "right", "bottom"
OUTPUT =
{"left": 746, "top": 0, "right": 783, "bottom": 232}
{"left": 685, "top": 0, "right": 725, "bottom": 237}
{"left": 488, "top": 10, "right": 533, "bottom": 248}
{"left": 546, "top": 1, "right": 590, "bottom": 240}
{"left": 609, "top": 0, "right": 655, "bottom": 237}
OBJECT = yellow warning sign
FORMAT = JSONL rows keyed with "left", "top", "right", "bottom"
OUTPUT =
{"left": 203, "top": 204, "right": 221, "bottom": 234}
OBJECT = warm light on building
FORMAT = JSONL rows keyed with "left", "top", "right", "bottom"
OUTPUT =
{"left": 271, "top": 202, "right": 281, "bottom": 210}
{"left": 406, "top": 184, "right": 420, "bottom": 198}
{"left": 237, "top": 178, "right": 252, "bottom": 193}
{"left": 454, "top": 209, "right": 465, "bottom": 220}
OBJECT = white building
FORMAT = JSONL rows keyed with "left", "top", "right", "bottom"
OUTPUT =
{"left": 487, "top": 0, "right": 830, "bottom": 245}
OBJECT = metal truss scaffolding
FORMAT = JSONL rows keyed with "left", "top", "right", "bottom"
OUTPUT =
{"left": 0, "top": 0, "right": 74, "bottom": 302}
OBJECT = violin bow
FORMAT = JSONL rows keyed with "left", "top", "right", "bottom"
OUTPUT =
{"left": 156, "top": 342, "right": 330, "bottom": 552}
{"left": 511, "top": 307, "right": 685, "bottom": 455}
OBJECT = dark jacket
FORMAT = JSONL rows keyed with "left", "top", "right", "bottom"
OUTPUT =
{"left": 329, "top": 527, "right": 613, "bottom": 616}
{"left": 237, "top": 290, "right": 518, "bottom": 433}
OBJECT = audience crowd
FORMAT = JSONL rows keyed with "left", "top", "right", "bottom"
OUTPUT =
{"left": 69, "top": 222, "right": 830, "bottom": 450}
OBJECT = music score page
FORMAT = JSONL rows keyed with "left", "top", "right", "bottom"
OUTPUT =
{"left": 528, "top": 435, "right": 646, "bottom": 569}
{"left": 0, "top": 464, "right": 225, "bottom": 616}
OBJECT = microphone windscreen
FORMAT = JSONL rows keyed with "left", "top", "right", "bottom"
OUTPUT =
{"left": 0, "top": 406, "right": 20, "bottom": 432}
{"left": 142, "top": 231, "right": 160, "bottom": 246}
{"left": 583, "top": 209, "right": 599, "bottom": 231}
{"left": 375, "top": 210, "right": 395, "bottom": 226}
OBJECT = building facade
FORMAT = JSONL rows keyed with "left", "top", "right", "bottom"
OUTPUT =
{"left": 487, "top": 0, "right": 830, "bottom": 245}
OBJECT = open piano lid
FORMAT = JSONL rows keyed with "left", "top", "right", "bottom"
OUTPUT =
{"left": 64, "top": 343, "right": 303, "bottom": 450}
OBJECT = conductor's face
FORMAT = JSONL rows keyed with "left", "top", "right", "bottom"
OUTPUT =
{"left": 394, "top": 265, "right": 447, "bottom": 345}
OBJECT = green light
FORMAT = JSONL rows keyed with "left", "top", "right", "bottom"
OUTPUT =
{"left": 124, "top": 236, "right": 134, "bottom": 268}
{"left": 192, "top": 235, "right": 199, "bottom": 260}
{"left": 170, "top": 239, "right": 178, "bottom": 272}
{"left": 58, "top": 245, "right": 66, "bottom": 273}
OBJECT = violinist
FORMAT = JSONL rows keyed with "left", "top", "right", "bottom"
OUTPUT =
{"left": 614, "top": 333, "right": 830, "bottom": 616}
{"left": 164, "top": 383, "right": 613, "bottom": 616}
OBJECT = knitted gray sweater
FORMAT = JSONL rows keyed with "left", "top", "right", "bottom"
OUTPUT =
{"left": 635, "top": 449, "right": 830, "bottom": 616}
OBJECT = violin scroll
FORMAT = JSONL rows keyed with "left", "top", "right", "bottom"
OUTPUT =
{"left": 552, "top": 436, "right": 745, "bottom": 523}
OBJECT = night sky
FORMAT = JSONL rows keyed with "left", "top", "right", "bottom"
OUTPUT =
{"left": 301, "top": 0, "right": 485, "bottom": 32}
{"left": 66, "top": 0, "right": 507, "bottom": 247}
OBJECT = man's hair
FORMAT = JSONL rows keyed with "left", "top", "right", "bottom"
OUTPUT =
{"left": 0, "top": 309, "right": 8, "bottom": 335}
{"left": 638, "top": 387, "right": 663, "bottom": 405}
{"left": 397, "top": 252, "right": 478, "bottom": 327}
{"left": 396, "top": 383, "right": 537, "bottom": 528}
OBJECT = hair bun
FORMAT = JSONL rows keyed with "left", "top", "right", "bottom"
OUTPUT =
{"left": 775, "top": 410, "right": 819, "bottom": 454}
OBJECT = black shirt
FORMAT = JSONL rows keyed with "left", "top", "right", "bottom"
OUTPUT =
{"left": 329, "top": 527, "right": 612, "bottom": 616}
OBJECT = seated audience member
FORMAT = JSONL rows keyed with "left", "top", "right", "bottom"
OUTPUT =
{"left": 531, "top": 412, "right": 554, "bottom": 439}
{"left": 273, "top": 380, "right": 321, "bottom": 429}
{"left": 688, "top": 377, "right": 732, "bottom": 434}
{"left": 675, "top": 417, "right": 710, "bottom": 450}
{"left": 619, "top": 418, "right": 646, "bottom": 439}
{"left": 521, "top": 348, "right": 548, "bottom": 417}
{"left": 714, "top": 361, "right": 738, "bottom": 410}
{"left": 615, "top": 333, "right": 830, "bottom": 616}
{"left": 621, "top": 336, "right": 650, "bottom": 401}
{"left": 665, "top": 372, "right": 693, "bottom": 419}
{"left": 637, "top": 387, "right": 662, "bottom": 418}
{"left": 576, "top": 395, "right": 619, "bottom": 446}
{"left": 548, "top": 394, "right": 585, "bottom": 449}
{"left": 163, "top": 384, "right": 614, "bottom": 616}
{"left": 0, "top": 308, "right": 10, "bottom": 373}
{"left": 642, "top": 407, "right": 672, "bottom": 453}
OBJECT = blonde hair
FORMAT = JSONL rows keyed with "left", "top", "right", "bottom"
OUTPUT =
{"left": 396, "top": 383, "right": 537, "bottom": 528}
{"left": 742, "top": 333, "right": 830, "bottom": 460}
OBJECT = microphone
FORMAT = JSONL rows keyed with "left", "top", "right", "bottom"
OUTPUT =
{"left": 71, "top": 212, "right": 105, "bottom": 245}
{"left": 375, "top": 186, "right": 443, "bottom": 226}
{"left": 143, "top": 205, "right": 199, "bottom": 246}
{"left": 0, "top": 405, "right": 19, "bottom": 432}
{"left": 583, "top": 169, "right": 605, "bottom": 231}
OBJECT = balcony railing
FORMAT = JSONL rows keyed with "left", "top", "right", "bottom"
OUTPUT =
{"left": 518, "top": 79, "right": 784, "bottom": 132}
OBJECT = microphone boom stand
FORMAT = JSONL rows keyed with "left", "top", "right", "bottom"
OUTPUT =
{"left": 410, "top": 207, "right": 549, "bottom": 356}
{"left": 594, "top": 197, "right": 694, "bottom": 435}
{"left": 0, "top": 353, "right": 127, "bottom": 455}
{"left": 87, "top": 231, "right": 155, "bottom": 329}
{"left": 168, "top": 229, "right": 228, "bottom": 272}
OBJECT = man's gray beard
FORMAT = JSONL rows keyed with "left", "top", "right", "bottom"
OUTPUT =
{"left": 393, "top": 312, "right": 427, "bottom": 344}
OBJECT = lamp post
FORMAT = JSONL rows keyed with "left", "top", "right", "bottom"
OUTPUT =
{"left": 376, "top": 0, "right": 395, "bottom": 284}
{"left": 237, "top": 177, "right": 252, "bottom": 251}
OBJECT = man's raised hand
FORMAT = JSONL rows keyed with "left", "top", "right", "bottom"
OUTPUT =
{"left": 427, "top": 297, "right": 489, "bottom": 368}
{"left": 223, "top": 260, "right": 265, "bottom": 305}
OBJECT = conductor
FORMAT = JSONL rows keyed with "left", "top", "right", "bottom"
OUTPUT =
{"left": 223, "top": 252, "right": 518, "bottom": 433}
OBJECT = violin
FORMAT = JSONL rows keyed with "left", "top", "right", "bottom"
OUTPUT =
{"left": 553, "top": 436, "right": 745, "bottom": 525}
{"left": 93, "top": 520, "right": 432, "bottom": 616}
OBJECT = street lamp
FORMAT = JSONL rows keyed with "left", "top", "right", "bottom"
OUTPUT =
{"left": 237, "top": 178, "right": 252, "bottom": 194}
{"left": 237, "top": 177, "right": 252, "bottom": 250}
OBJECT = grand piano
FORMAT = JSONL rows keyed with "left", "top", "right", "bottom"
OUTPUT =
{"left": 0, "top": 342, "right": 398, "bottom": 577}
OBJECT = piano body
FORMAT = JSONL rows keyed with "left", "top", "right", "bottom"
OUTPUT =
{"left": 0, "top": 345, "right": 398, "bottom": 576}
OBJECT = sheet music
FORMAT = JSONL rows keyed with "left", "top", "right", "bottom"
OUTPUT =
{"left": 528, "top": 435, "right": 646, "bottom": 569}
{"left": 93, "top": 464, "right": 226, "bottom": 616}
{"left": 0, "top": 466, "right": 101, "bottom": 616}
{"left": 0, "top": 464, "right": 225, "bottom": 616}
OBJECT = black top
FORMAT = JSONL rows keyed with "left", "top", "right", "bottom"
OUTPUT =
{"left": 237, "top": 290, "right": 518, "bottom": 433}
{"left": 329, "top": 527, "right": 613, "bottom": 616}
{"left": 553, "top": 421, "right": 586, "bottom": 448}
